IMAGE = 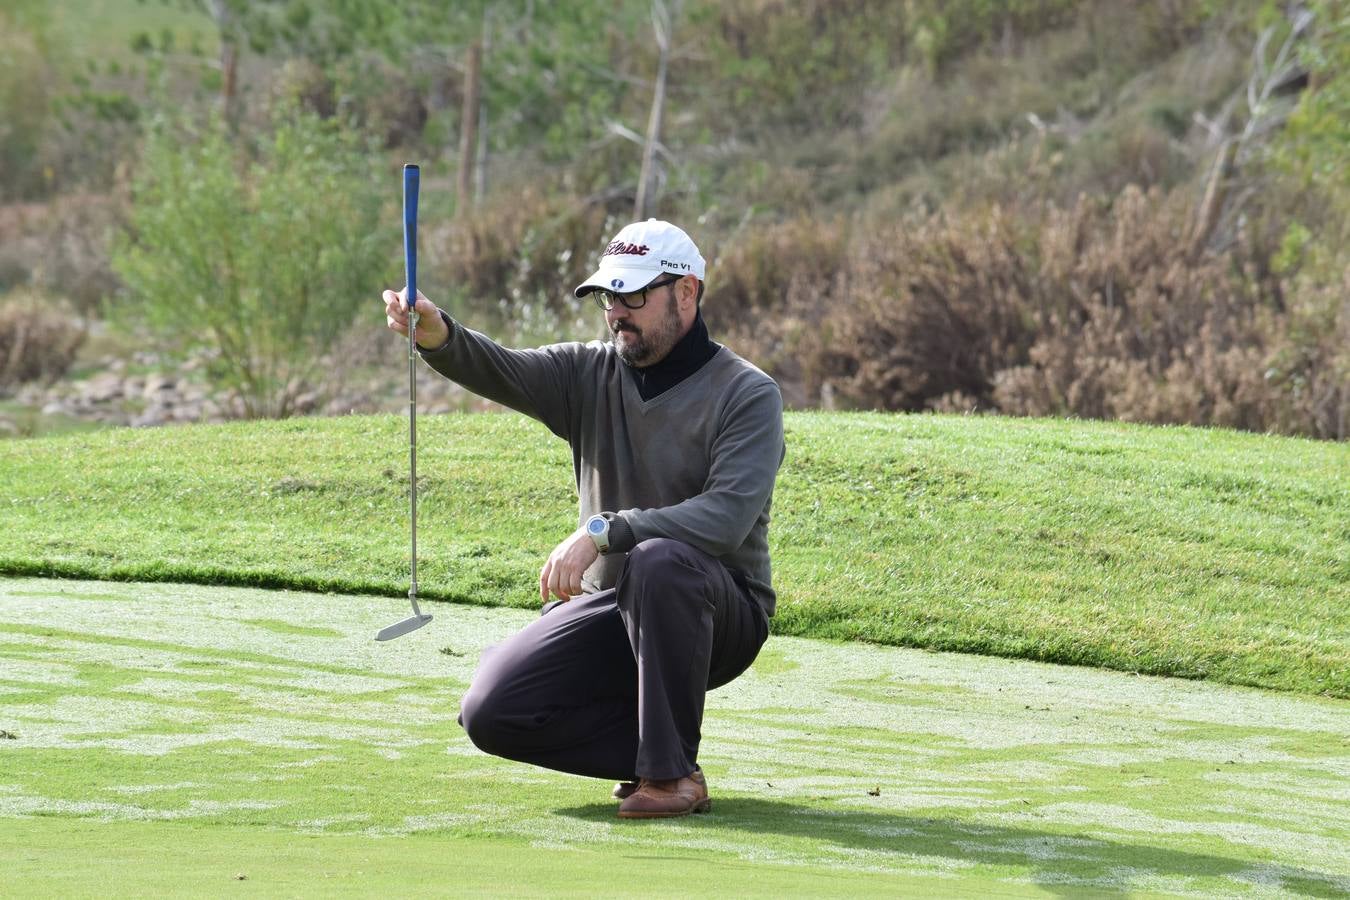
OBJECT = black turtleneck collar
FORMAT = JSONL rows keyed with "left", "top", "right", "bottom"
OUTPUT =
{"left": 624, "top": 309, "right": 720, "bottom": 401}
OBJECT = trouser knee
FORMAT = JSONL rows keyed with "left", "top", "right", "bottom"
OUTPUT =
{"left": 623, "top": 538, "right": 699, "bottom": 586}
{"left": 458, "top": 683, "right": 506, "bottom": 756}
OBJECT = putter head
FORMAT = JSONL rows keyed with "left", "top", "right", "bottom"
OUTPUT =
{"left": 375, "top": 613, "right": 433, "bottom": 642}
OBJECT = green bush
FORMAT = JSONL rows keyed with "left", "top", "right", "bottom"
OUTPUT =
{"left": 1264, "top": 0, "right": 1350, "bottom": 439}
{"left": 113, "top": 110, "right": 393, "bottom": 418}
{"left": 0, "top": 16, "right": 60, "bottom": 202}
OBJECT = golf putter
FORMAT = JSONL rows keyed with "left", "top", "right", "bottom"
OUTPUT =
{"left": 376, "top": 164, "right": 433, "bottom": 642}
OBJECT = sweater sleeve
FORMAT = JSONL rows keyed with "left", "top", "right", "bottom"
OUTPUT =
{"left": 619, "top": 380, "right": 784, "bottom": 556}
{"left": 418, "top": 313, "right": 582, "bottom": 440}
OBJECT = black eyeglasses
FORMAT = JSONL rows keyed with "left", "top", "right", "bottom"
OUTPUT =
{"left": 592, "top": 275, "right": 681, "bottom": 311}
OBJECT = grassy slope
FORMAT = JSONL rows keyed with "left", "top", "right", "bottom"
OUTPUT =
{"left": 0, "top": 412, "right": 1346, "bottom": 697}
{"left": 2, "top": 579, "right": 1346, "bottom": 897}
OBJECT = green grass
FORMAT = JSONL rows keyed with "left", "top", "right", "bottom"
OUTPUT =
{"left": 2, "top": 578, "right": 1347, "bottom": 897}
{"left": 48, "top": 0, "right": 215, "bottom": 63}
{"left": 7, "top": 821, "right": 963, "bottom": 899}
{"left": 0, "top": 412, "right": 1346, "bottom": 697}
{"left": 0, "top": 400, "right": 108, "bottom": 440}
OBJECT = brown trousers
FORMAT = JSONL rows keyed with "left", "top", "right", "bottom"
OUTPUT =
{"left": 458, "top": 538, "right": 769, "bottom": 781}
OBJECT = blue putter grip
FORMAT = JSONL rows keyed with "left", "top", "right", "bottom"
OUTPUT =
{"left": 403, "top": 164, "right": 419, "bottom": 311}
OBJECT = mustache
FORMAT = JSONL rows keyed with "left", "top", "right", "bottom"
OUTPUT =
{"left": 612, "top": 323, "right": 640, "bottom": 335}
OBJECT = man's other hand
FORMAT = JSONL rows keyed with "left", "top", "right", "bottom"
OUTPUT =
{"left": 539, "top": 528, "right": 600, "bottom": 602}
{"left": 383, "top": 288, "right": 450, "bottom": 350}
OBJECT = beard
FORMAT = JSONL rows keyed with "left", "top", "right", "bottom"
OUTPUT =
{"left": 612, "top": 290, "right": 682, "bottom": 367}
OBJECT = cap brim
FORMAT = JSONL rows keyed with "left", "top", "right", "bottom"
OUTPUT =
{"left": 573, "top": 266, "right": 662, "bottom": 299}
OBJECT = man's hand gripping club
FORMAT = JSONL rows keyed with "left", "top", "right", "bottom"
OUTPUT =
{"left": 383, "top": 288, "right": 450, "bottom": 349}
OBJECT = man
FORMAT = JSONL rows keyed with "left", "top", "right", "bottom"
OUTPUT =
{"left": 381, "top": 218, "right": 784, "bottom": 818}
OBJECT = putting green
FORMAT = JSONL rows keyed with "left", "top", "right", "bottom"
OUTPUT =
{"left": 5, "top": 820, "right": 988, "bottom": 898}
{"left": 1, "top": 578, "right": 1347, "bottom": 897}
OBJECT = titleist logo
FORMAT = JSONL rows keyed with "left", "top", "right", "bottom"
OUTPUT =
{"left": 603, "top": 241, "right": 650, "bottom": 257}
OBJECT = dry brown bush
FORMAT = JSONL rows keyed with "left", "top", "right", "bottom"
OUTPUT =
{"left": 710, "top": 207, "right": 1036, "bottom": 411}
{"left": 434, "top": 188, "right": 612, "bottom": 338}
{"left": 712, "top": 185, "right": 1341, "bottom": 438}
{"left": 823, "top": 209, "right": 1036, "bottom": 411}
{"left": 996, "top": 187, "right": 1283, "bottom": 431}
{"left": 704, "top": 216, "right": 848, "bottom": 406}
{"left": 0, "top": 291, "right": 86, "bottom": 390}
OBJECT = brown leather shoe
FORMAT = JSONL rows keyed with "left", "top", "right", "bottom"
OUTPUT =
{"left": 617, "top": 769, "right": 711, "bottom": 819}
{"left": 612, "top": 781, "right": 639, "bottom": 800}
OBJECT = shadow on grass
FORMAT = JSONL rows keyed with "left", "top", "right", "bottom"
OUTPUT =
{"left": 556, "top": 799, "right": 1347, "bottom": 898}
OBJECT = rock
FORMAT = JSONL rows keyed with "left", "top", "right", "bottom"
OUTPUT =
{"left": 178, "top": 403, "right": 204, "bottom": 422}
{"left": 82, "top": 372, "right": 123, "bottom": 403}
{"left": 41, "top": 401, "right": 68, "bottom": 416}
{"left": 142, "top": 375, "right": 176, "bottom": 399}
{"left": 293, "top": 391, "right": 319, "bottom": 414}
{"left": 326, "top": 393, "right": 374, "bottom": 416}
{"left": 95, "top": 409, "right": 130, "bottom": 426}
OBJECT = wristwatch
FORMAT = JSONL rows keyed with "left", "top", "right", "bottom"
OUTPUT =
{"left": 585, "top": 514, "right": 610, "bottom": 554}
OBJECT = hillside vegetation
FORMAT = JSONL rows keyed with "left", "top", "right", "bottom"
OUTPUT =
{"left": 2, "top": 412, "right": 1345, "bottom": 697}
{"left": 0, "top": 0, "right": 1346, "bottom": 438}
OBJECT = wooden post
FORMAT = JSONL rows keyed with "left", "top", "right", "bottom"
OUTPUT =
{"left": 634, "top": 0, "right": 673, "bottom": 220}
{"left": 456, "top": 38, "right": 483, "bottom": 218}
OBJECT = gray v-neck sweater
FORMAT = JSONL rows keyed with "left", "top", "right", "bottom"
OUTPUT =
{"left": 420, "top": 320, "right": 785, "bottom": 617}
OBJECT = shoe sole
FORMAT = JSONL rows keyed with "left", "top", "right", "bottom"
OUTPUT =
{"left": 616, "top": 798, "right": 712, "bottom": 819}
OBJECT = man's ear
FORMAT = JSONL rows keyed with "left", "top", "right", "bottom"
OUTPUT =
{"left": 681, "top": 275, "right": 700, "bottom": 310}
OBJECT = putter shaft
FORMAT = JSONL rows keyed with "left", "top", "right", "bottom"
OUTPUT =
{"left": 409, "top": 308, "right": 419, "bottom": 611}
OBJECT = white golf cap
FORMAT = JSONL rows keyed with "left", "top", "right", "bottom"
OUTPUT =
{"left": 573, "top": 219, "right": 706, "bottom": 298}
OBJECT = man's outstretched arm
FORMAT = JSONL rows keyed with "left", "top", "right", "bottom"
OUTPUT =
{"left": 382, "top": 287, "right": 580, "bottom": 440}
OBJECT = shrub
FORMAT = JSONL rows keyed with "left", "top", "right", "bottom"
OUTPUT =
{"left": 0, "top": 290, "right": 85, "bottom": 390}
{"left": 719, "top": 185, "right": 1338, "bottom": 439}
{"left": 709, "top": 208, "right": 1037, "bottom": 411}
{"left": 826, "top": 207, "right": 1037, "bottom": 412}
{"left": 1260, "top": 0, "right": 1350, "bottom": 439}
{"left": 0, "top": 18, "right": 60, "bottom": 202}
{"left": 437, "top": 187, "right": 610, "bottom": 343}
{"left": 702, "top": 216, "right": 848, "bottom": 406}
{"left": 31, "top": 193, "right": 126, "bottom": 315}
{"left": 330, "top": 53, "right": 426, "bottom": 150}
{"left": 112, "top": 110, "right": 392, "bottom": 418}
{"left": 1265, "top": 267, "right": 1350, "bottom": 440}
{"left": 988, "top": 188, "right": 1281, "bottom": 430}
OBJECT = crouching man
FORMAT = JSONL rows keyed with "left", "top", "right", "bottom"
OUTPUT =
{"left": 381, "top": 219, "right": 784, "bottom": 818}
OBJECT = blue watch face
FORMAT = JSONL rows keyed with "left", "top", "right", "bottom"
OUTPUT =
{"left": 587, "top": 517, "right": 606, "bottom": 535}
